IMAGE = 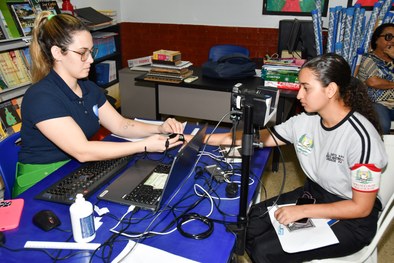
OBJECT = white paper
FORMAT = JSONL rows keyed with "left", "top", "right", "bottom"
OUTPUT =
{"left": 112, "top": 240, "right": 199, "bottom": 263}
{"left": 268, "top": 205, "right": 339, "bottom": 253}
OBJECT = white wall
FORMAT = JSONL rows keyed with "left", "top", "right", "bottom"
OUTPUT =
{"left": 70, "top": 0, "right": 352, "bottom": 28}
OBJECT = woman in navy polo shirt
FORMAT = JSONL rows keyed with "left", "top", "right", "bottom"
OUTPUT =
{"left": 15, "top": 12, "right": 184, "bottom": 197}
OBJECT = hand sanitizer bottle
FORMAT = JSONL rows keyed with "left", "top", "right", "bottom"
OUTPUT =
{"left": 69, "top": 194, "right": 96, "bottom": 243}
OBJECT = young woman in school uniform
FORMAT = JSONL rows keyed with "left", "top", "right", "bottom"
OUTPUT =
{"left": 15, "top": 12, "right": 184, "bottom": 197}
{"left": 208, "top": 53, "right": 387, "bottom": 262}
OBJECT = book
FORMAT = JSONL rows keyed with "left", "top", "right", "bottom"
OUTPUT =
{"left": 74, "top": 7, "right": 113, "bottom": 28}
{"left": 264, "top": 80, "right": 300, "bottom": 90}
{"left": 0, "top": 75, "right": 8, "bottom": 91}
{"left": 151, "top": 60, "right": 192, "bottom": 70}
{"left": 7, "top": 2, "right": 36, "bottom": 37}
{"left": 95, "top": 60, "right": 117, "bottom": 86}
{"left": 0, "top": 10, "right": 10, "bottom": 39}
{"left": 128, "top": 55, "right": 152, "bottom": 68}
{"left": 0, "top": 98, "right": 22, "bottom": 141}
{"left": 0, "top": 50, "right": 31, "bottom": 88}
{"left": 262, "top": 73, "right": 299, "bottom": 83}
{"left": 0, "top": 22, "right": 6, "bottom": 40}
{"left": 152, "top": 50, "right": 181, "bottom": 62}
{"left": 151, "top": 59, "right": 182, "bottom": 66}
{"left": 39, "top": 1, "right": 61, "bottom": 15}
{"left": 146, "top": 69, "right": 193, "bottom": 80}
{"left": 0, "top": 2, "right": 21, "bottom": 38}
{"left": 92, "top": 31, "right": 117, "bottom": 59}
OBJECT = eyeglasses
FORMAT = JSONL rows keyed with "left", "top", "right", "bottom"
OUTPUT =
{"left": 379, "top": 33, "right": 394, "bottom": 41}
{"left": 67, "top": 47, "right": 98, "bottom": 61}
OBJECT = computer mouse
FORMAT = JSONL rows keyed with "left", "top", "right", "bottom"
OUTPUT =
{"left": 32, "top": 210, "right": 61, "bottom": 231}
{"left": 225, "top": 182, "right": 238, "bottom": 198}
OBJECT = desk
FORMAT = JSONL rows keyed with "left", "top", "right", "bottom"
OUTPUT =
{"left": 119, "top": 67, "right": 298, "bottom": 125}
{"left": 0, "top": 125, "right": 271, "bottom": 263}
{"left": 120, "top": 67, "right": 298, "bottom": 171}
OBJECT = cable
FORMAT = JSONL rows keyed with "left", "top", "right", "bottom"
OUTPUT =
{"left": 257, "top": 127, "right": 287, "bottom": 218}
{"left": 177, "top": 213, "right": 214, "bottom": 240}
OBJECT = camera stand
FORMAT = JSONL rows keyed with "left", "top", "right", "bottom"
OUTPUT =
{"left": 228, "top": 103, "right": 254, "bottom": 255}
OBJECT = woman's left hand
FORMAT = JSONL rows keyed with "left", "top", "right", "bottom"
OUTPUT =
{"left": 159, "top": 118, "right": 184, "bottom": 134}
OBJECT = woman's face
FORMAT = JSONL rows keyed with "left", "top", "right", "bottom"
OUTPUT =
{"left": 297, "top": 68, "right": 330, "bottom": 113}
{"left": 375, "top": 26, "right": 394, "bottom": 52}
{"left": 61, "top": 30, "right": 95, "bottom": 79}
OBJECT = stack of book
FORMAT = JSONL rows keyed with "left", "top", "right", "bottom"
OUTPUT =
{"left": 144, "top": 50, "right": 193, "bottom": 84}
{"left": 262, "top": 59, "right": 304, "bottom": 91}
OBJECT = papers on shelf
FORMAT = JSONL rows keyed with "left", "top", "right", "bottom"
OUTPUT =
{"left": 112, "top": 240, "right": 199, "bottom": 263}
{"left": 268, "top": 205, "right": 339, "bottom": 253}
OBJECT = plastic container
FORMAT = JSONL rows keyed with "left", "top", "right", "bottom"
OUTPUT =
{"left": 69, "top": 194, "right": 96, "bottom": 243}
{"left": 61, "top": 0, "right": 74, "bottom": 15}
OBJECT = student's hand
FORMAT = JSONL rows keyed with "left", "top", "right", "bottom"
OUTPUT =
{"left": 159, "top": 118, "right": 184, "bottom": 134}
{"left": 384, "top": 45, "right": 394, "bottom": 59}
{"left": 274, "top": 205, "right": 308, "bottom": 226}
{"left": 142, "top": 134, "right": 183, "bottom": 152}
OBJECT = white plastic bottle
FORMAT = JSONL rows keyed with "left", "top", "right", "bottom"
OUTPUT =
{"left": 69, "top": 194, "right": 96, "bottom": 243}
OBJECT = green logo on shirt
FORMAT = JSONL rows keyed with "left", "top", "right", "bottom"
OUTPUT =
{"left": 296, "top": 134, "right": 314, "bottom": 155}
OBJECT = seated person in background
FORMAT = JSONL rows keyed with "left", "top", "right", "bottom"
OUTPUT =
{"left": 15, "top": 12, "right": 184, "bottom": 197}
{"left": 357, "top": 23, "right": 394, "bottom": 134}
{"left": 208, "top": 53, "right": 387, "bottom": 262}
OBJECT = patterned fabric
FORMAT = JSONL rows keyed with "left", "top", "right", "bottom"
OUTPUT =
{"left": 357, "top": 53, "right": 394, "bottom": 107}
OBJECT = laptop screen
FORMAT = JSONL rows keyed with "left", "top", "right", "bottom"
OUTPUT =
{"left": 158, "top": 124, "right": 207, "bottom": 209}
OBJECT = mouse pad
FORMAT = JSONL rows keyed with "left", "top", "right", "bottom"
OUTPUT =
{"left": 0, "top": 198, "right": 24, "bottom": 231}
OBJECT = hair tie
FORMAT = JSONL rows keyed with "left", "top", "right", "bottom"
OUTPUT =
{"left": 48, "top": 14, "right": 56, "bottom": 20}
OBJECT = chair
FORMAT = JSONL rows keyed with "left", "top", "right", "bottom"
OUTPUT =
{"left": 0, "top": 132, "right": 21, "bottom": 200}
{"left": 208, "top": 44, "right": 250, "bottom": 62}
{"left": 305, "top": 135, "right": 394, "bottom": 263}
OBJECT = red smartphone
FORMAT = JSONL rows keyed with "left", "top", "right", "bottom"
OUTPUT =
{"left": 0, "top": 199, "right": 24, "bottom": 231}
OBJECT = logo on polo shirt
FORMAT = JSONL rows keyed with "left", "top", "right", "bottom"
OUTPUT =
{"left": 93, "top": 104, "right": 99, "bottom": 118}
{"left": 296, "top": 134, "right": 314, "bottom": 155}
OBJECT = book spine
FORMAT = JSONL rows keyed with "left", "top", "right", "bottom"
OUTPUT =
{"left": 151, "top": 59, "right": 181, "bottom": 66}
{"left": 152, "top": 52, "right": 181, "bottom": 62}
{"left": 264, "top": 80, "right": 301, "bottom": 90}
{"left": 262, "top": 74, "right": 298, "bottom": 83}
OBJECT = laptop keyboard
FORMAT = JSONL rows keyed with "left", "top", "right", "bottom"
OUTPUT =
{"left": 123, "top": 163, "right": 171, "bottom": 205}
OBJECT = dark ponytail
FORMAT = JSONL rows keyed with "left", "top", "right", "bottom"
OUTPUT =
{"left": 302, "top": 53, "right": 382, "bottom": 134}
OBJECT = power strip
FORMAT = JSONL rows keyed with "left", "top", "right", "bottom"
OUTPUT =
{"left": 24, "top": 241, "right": 101, "bottom": 250}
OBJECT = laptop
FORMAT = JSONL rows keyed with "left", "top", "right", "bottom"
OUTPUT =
{"left": 97, "top": 124, "right": 207, "bottom": 211}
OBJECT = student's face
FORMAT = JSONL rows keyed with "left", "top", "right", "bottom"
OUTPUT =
{"left": 297, "top": 68, "right": 329, "bottom": 113}
{"left": 62, "top": 30, "right": 94, "bottom": 79}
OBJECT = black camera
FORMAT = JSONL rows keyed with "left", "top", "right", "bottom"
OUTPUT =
{"left": 230, "top": 83, "right": 279, "bottom": 127}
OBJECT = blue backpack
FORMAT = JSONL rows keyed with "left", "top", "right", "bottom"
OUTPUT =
{"left": 202, "top": 53, "right": 256, "bottom": 79}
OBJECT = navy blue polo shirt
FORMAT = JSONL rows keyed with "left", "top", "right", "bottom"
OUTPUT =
{"left": 19, "top": 69, "right": 107, "bottom": 164}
